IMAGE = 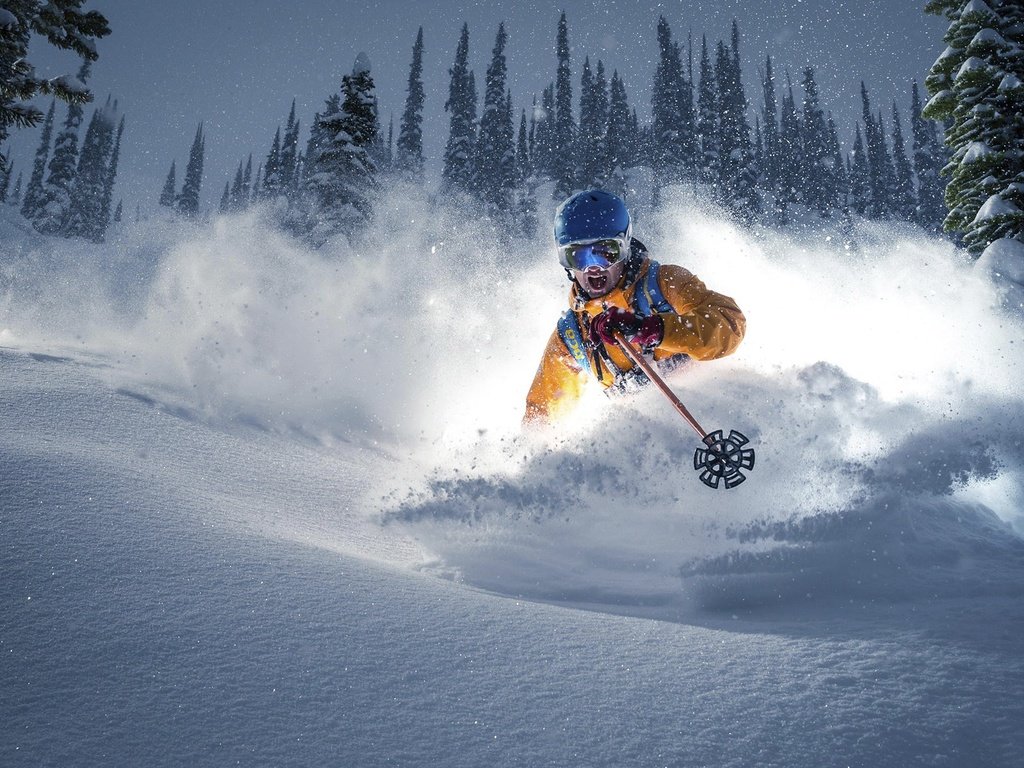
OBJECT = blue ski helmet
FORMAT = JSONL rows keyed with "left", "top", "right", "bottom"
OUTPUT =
{"left": 553, "top": 190, "right": 632, "bottom": 269}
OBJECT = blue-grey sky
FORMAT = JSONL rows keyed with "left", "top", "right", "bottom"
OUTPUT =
{"left": 8, "top": 0, "right": 948, "bottom": 213}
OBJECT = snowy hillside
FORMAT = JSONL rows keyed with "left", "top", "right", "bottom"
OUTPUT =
{"left": 2, "top": 192, "right": 1024, "bottom": 767}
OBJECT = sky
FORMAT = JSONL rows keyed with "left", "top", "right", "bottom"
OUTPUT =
{"left": 7, "top": 0, "right": 948, "bottom": 214}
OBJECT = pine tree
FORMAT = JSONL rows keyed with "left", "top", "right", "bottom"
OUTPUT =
{"left": 651, "top": 17, "right": 692, "bottom": 192}
{"left": 64, "top": 98, "right": 115, "bottom": 240}
{"left": 36, "top": 60, "right": 90, "bottom": 233}
{"left": 263, "top": 126, "right": 282, "bottom": 198}
{"left": 219, "top": 182, "right": 230, "bottom": 213}
{"left": 552, "top": 12, "right": 577, "bottom": 198}
{"left": 848, "top": 123, "right": 870, "bottom": 215}
{"left": 777, "top": 77, "right": 802, "bottom": 212}
{"left": 475, "top": 23, "right": 515, "bottom": 218}
{"left": 241, "top": 154, "right": 253, "bottom": 203}
{"left": 876, "top": 107, "right": 898, "bottom": 216}
{"left": 605, "top": 70, "right": 632, "bottom": 198}
{"left": 251, "top": 163, "right": 262, "bottom": 205}
{"left": 696, "top": 36, "right": 719, "bottom": 188}
{"left": 396, "top": 27, "right": 426, "bottom": 180}
{"left": 98, "top": 114, "right": 124, "bottom": 238}
{"left": 113, "top": 199, "right": 122, "bottom": 223}
{"left": 910, "top": 81, "right": 946, "bottom": 232}
{"left": 532, "top": 84, "right": 556, "bottom": 178}
{"left": 828, "top": 115, "right": 848, "bottom": 213}
{"left": 716, "top": 26, "right": 759, "bottom": 218}
{"left": 890, "top": 101, "right": 915, "bottom": 220}
{"left": 861, "top": 82, "right": 893, "bottom": 217}
{"left": 302, "top": 53, "right": 380, "bottom": 244}
{"left": 159, "top": 161, "right": 176, "bottom": 207}
{"left": 0, "top": 2, "right": 110, "bottom": 164}
{"left": 442, "top": 24, "right": 477, "bottom": 195}
{"left": 229, "top": 160, "right": 244, "bottom": 210}
{"left": 280, "top": 101, "right": 301, "bottom": 196}
{"left": 177, "top": 123, "right": 205, "bottom": 217}
{"left": 9, "top": 171, "right": 23, "bottom": 207}
{"left": 578, "top": 58, "right": 610, "bottom": 188}
{"left": 924, "top": 0, "right": 1024, "bottom": 254}
{"left": 761, "top": 56, "right": 783, "bottom": 217}
{"left": 800, "top": 67, "right": 833, "bottom": 217}
{"left": 513, "top": 105, "right": 539, "bottom": 237}
{"left": 21, "top": 100, "right": 55, "bottom": 219}
{"left": 0, "top": 155, "right": 10, "bottom": 202}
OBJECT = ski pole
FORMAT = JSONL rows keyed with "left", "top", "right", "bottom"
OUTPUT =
{"left": 612, "top": 332, "right": 755, "bottom": 489}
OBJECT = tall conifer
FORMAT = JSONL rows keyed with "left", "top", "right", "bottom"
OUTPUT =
{"left": 177, "top": 123, "right": 205, "bottom": 217}
{"left": 21, "top": 100, "right": 55, "bottom": 220}
{"left": 442, "top": 24, "right": 477, "bottom": 195}
{"left": 396, "top": 27, "right": 426, "bottom": 180}
{"left": 553, "top": 12, "right": 576, "bottom": 197}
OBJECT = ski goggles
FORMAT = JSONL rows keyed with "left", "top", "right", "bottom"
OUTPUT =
{"left": 559, "top": 238, "right": 627, "bottom": 270}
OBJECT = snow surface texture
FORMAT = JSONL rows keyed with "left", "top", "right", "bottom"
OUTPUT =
{"left": 2, "top": 189, "right": 1024, "bottom": 766}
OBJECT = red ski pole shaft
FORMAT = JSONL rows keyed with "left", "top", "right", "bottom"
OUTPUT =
{"left": 612, "top": 332, "right": 710, "bottom": 442}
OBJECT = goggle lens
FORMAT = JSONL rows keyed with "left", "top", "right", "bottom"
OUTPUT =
{"left": 561, "top": 240, "right": 624, "bottom": 270}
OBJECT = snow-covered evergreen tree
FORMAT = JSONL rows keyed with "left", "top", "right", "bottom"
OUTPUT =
{"left": 696, "top": 36, "right": 719, "bottom": 189}
{"left": 925, "top": 0, "right": 1024, "bottom": 254}
{"left": 8, "top": 170, "right": 22, "bottom": 207}
{"left": 0, "top": 2, "right": 109, "bottom": 167}
{"left": 716, "top": 25, "right": 759, "bottom": 218}
{"left": 890, "top": 101, "right": 916, "bottom": 220}
{"left": 396, "top": 27, "right": 426, "bottom": 181}
{"left": 877, "top": 107, "right": 898, "bottom": 215}
{"left": 474, "top": 23, "right": 515, "bottom": 219}
{"left": 651, "top": 17, "right": 694, "bottom": 193}
{"left": 827, "top": 115, "right": 848, "bottom": 212}
{"left": 778, "top": 78, "right": 803, "bottom": 209}
{"left": 301, "top": 53, "right": 380, "bottom": 244}
{"left": 513, "top": 107, "right": 538, "bottom": 237}
{"left": 280, "top": 101, "right": 301, "bottom": 198}
{"left": 219, "top": 182, "right": 230, "bottom": 213}
{"left": 262, "top": 126, "right": 282, "bottom": 199}
{"left": 578, "top": 58, "right": 610, "bottom": 188}
{"left": 910, "top": 81, "right": 947, "bottom": 232}
{"left": 21, "top": 100, "right": 55, "bottom": 220}
{"left": 552, "top": 12, "right": 577, "bottom": 198}
{"left": 250, "top": 163, "right": 262, "bottom": 205}
{"left": 159, "top": 161, "right": 176, "bottom": 207}
{"left": 800, "top": 67, "right": 834, "bottom": 217}
{"left": 861, "top": 82, "right": 894, "bottom": 217}
{"left": 441, "top": 24, "right": 477, "bottom": 196}
{"left": 229, "top": 160, "right": 244, "bottom": 210}
{"left": 0, "top": 154, "right": 10, "bottom": 202}
{"left": 760, "top": 55, "right": 783, "bottom": 218}
{"left": 532, "top": 84, "right": 556, "bottom": 179}
{"left": 98, "top": 114, "right": 123, "bottom": 237}
{"left": 605, "top": 70, "right": 632, "bottom": 198}
{"left": 35, "top": 60, "right": 90, "bottom": 233}
{"left": 177, "top": 123, "right": 204, "bottom": 217}
{"left": 848, "top": 123, "right": 870, "bottom": 215}
{"left": 65, "top": 97, "right": 118, "bottom": 240}
{"left": 113, "top": 198, "right": 122, "bottom": 223}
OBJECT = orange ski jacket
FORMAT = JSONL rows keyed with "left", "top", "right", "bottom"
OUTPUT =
{"left": 524, "top": 242, "right": 745, "bottom": 424}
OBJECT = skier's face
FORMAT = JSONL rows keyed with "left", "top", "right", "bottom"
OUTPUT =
{"left": 574, "top": 258, "right": 625, "bottom": 298}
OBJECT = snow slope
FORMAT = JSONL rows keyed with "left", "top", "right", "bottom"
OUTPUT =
{"left": 2, "top": 192, "right": 1024, "bottom": 766}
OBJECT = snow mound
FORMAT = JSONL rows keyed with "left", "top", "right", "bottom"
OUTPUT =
{"left": 2, "top": 191, "right": 1023, "bottom": 622}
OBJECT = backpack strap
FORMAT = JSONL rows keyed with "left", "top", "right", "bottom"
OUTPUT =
{"left": 631, "top": 260, "right": 675, "bottom": 317}
{"left": 557, "top": 310, "right": 592, "bottom": 375}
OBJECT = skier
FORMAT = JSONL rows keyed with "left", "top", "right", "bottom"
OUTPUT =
{"left": 525, "top": 189, "right": 746, "bottom": 424}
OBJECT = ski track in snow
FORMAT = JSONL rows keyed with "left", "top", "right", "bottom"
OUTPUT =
{"left": 2, "top": 192, "right": 1024, "bottom": 765}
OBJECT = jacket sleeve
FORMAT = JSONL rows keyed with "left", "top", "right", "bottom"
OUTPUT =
{"left": 523, "top": 328, "right": 588, "bottom": 424}
{"left": 654, "top": 264, "right": 746, "bottom": 361}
